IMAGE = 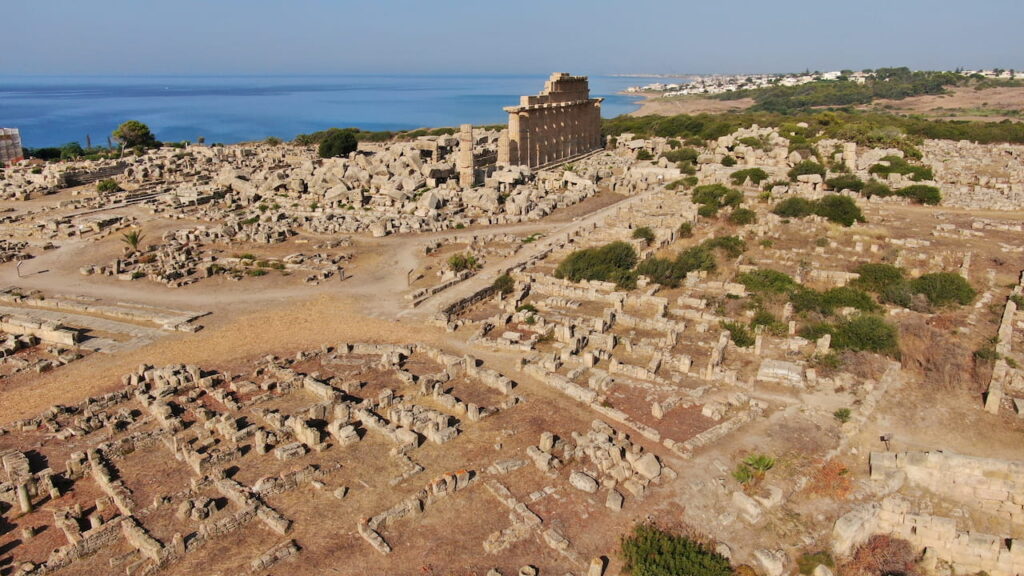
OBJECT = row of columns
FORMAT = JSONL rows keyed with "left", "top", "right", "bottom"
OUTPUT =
{"left": 505, "top": 100, "right": 602, "bottom": 169}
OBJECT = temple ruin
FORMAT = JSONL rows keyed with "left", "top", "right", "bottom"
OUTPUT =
{"left": 0, "top": 128, "right": 24, "bottom": 167}
{"left": 498, "top": 73, "right": 604, "bottom": 169}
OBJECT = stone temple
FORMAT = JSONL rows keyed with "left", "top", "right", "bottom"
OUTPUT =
{"left": 498, "top": 73, "right": 604, "bottom": 169}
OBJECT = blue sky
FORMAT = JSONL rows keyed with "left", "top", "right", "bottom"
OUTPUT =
{"left": 3, "top": 0, "right": 1021, "bottom": 75}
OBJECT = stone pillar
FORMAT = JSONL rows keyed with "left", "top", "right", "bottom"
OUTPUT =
{"left": 843, "top": 142, "right": 858, "bottom": 171}
{"left": 457, "top": 124, "right": 475, "bottom": 188}
{"left": 520, "top": 113, "right": 532, "bottom": 168}
{"left": 497, "top": 129, "right": 511, "bottom": 166}
{"left": 17, "top": 483, "right": 32, "bottom": 513}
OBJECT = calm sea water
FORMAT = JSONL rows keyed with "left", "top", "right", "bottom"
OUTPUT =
{"left": 0, "top": 74, "right": 661, "bottom": 148}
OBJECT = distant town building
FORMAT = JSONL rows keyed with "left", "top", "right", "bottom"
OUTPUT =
{"left": 0, "top": 128, "right": 24, "bottom": 167}
{"left": 498, "top": 73, "right": 604, "bottom": 169}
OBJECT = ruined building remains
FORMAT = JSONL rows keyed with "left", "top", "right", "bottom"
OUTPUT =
{"left": 0, "top": 128, "right": 23, "bottom": 167}
{"left": 498, "top": 73, "right": 603, "bottom": 169}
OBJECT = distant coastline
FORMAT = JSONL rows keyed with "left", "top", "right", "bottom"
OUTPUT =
{"left": 0, "top": 74, "right": 657, "bottom": 148}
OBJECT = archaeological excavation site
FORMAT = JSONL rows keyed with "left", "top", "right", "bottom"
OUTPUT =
{"left": 1, "top": 72, "right": 1023, "bottom": 576}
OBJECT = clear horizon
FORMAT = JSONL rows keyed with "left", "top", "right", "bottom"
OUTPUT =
{"left": 3, "top": 0, "right": 1021, "bottom": 76}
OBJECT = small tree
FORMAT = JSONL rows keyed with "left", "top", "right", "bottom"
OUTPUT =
{"left": 121, "top": 229, "right": 145, "bottom": 253}
{"left": 113, "top": 120, "right": 157, "bottom": 148}
{"left": 632, "top": 226, "right": 655, "bottom": 246}
{"left": 493, "top": 273, "right": 515, "bottom": 295}
{"left": 96, "top": 179, "right": 122, "bottom": 193}
{"left": 319, "top": 130, "right": 358, "bottom": 158}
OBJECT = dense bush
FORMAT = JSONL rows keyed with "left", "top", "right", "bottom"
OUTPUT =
{"left": 772, "top": 197, "right": 815, "bottom": 218}
{"left": 787, "top": 160, "right": 826, "bottom": 182}
{"left": 636, "top": 237, "right": 745, "bottom": 289}
{"left": 800, "top": 315, "right": 900, "bottom": 356}
{"left": 637, "top": 149, "right": 654, "bottom": 161}
{"left": 722, "top": 321, "right": 755, "bottom": 347}
{"left": 692, "top": 184, "right": 743, "bottom": 217}
{"left": 703, "top": 235, "right": 747, "bottom": 258}
{"left": 721, "top": 155, "right": 737, "bottom": 167}
{"left": 295, "top": 126, "right": 396, "bottom": 145}
{"left": 96, "top": 179, "right": 122, "bottom": 193}
{"left": 868, "top": 155, "right": 934, "bottom": 181}
{"left": 772, "top": 195, "right": 863, "bottom": 226}
{"left": 895, "top": 184, "right": 942, "bottom": 205}
{"left": 791, "top": 286, "right": 880, "bottom": 315}
{"left": 602, "top": 109, "right": 1024, "bottom": 147}
{"left": 319, "top": 130, "right": 358, "bottom": 158}
{"left": 728, "top": 207, "right": 757, "bottom": 225}
{"left": 492, "top": 273, "right": 515, "bottom": 295}
{"left": 632, "top": 226, "right": 656, "bottom": 245}
{"left": 861, "top": 179, "right": 894, "bottom": 198}
{"left": 678, "top": 222, "right": 694, "bottom": 238}
{"left": 813, "top": 194, "right": 865, "bottom": 226}
{"left": 738, "top": 269, "right": 798, "bottom": 294}
{"left": 620, "top": 523, "right": 732, "bottom": 576}
{"left": 730, "top": 168, "right": 769, "bottom": 186}
{"left": 852, "top": 263, "right": 905, "bottom": 293}
{"left": 825, "top": 174, "right": 864, "bottom": 192}
{"left": 447, "top": 253, "right": 479, "bottom": 272}
{"left": 662, "top": 147, "right": 699, "bottom": 166}
{"left": 910, "top": 272, "right": 975, "bottom": 306}
{"left": 555, "top": 241, "right": 638, "bottom": 289}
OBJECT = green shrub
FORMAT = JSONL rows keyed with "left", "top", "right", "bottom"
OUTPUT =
{"left": 637, "top": 149, "right": 654, "bottom": 161}
{"left": 264, "top": 136, "right": 282, "bottom": 146}
{"left": 868, "top": 155, "right": 933, "bottom": 181}
{"left": 697, "top": 203, "right": 720, "bottom": 218}
{"left": 692, "top": 184, "right": 743, "bottom": 218}
{"left": 246, "top": 268, "right": 268, "bottom": 277}
{"left": 825, "top": 174, "right": 864, "bottom": 192}
{"left": 896, "top": 184, "right": 942, "bottom": 205}
{"left": 632, "top": 226, "right": 656, "bottom": 245}
{"left": 787, "top": 160, "right": 826, "bottom": 181}
{"left": 730, "top": 168, "right": 769, "bottom": 186}
{"left": 800, "top": 315, "right": 900, "bottom": 357}
{"left": 666, "top": 176, "right": 699, "bottom": 190}
{"left": 861, "top": 179, "right": 894, "bottom": 198}
{"left": 662, "top": 147, "right": 699, "bottom": 165}
{"left": 675, "top": 244, "right": 717, "bottom": 274}
{"left": 704, "top": 236, "right": 747, "bottom": 258}
{"left": 752, "top": 309, "right": 787, "bottom": 335}
{"left": 852, "top": 263, "right": 906, "bottom": 293}
{"left": 678, "top": 222, "right": 694, "bottom": 238}
{"left": 791, "top": 286, "right": 880, "bottom": 315}
{"left": 96, "top": 179, "right": 122, "bottom": 193}
{"left": 1010, "top": 294, "right": 1024, "bottom": 308}
{"left": 772, "top": 197, "right": 815, "bottom": 218}
{"left": 728, "top": 208, "right": 757, "bottom": 225}
{"left": 555, "top": 241, "right": 639, "bottom": 289}
{"left": 722, "top": 321, "right": 755, "bottom": 347}
{"left": 910, "top": 272, "right": 975, "bottom": 306}
{"left": 738, "top": 269, "right": 798, "bottom": 294}
{"left": 637, "top": 257, "right": 684, "bottom": 288}
{"left": 318, "top": 130, "right": 358, "bottom": 158}
{"left": 813, "top": 194, "right": 865, "bottom": 226}
{"left": 620, "top": 523, "right": 732, "bottom": 576}
{"left": 721, "top": 155, "right": 737, "bottom": 167}
{"left": 493, "top": 273, "right": 515, "bottom": 295}
{"left": 448, "top": 253, "right": 480, "bottom": 273}
{"left": 833, "top": 409, "right": 852, "bottom": 424}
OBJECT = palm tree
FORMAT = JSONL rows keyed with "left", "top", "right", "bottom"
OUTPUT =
{"left": 122, "top": 229, "right": 145, "bottom": 253}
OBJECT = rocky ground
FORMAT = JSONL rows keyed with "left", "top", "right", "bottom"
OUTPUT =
{"left": 1, "top": 127, "right": 1023, "bottom": 576}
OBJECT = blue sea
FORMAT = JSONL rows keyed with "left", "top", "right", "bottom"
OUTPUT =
{"left": 0, "top": 74, "right": 662, "bottom": 148}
